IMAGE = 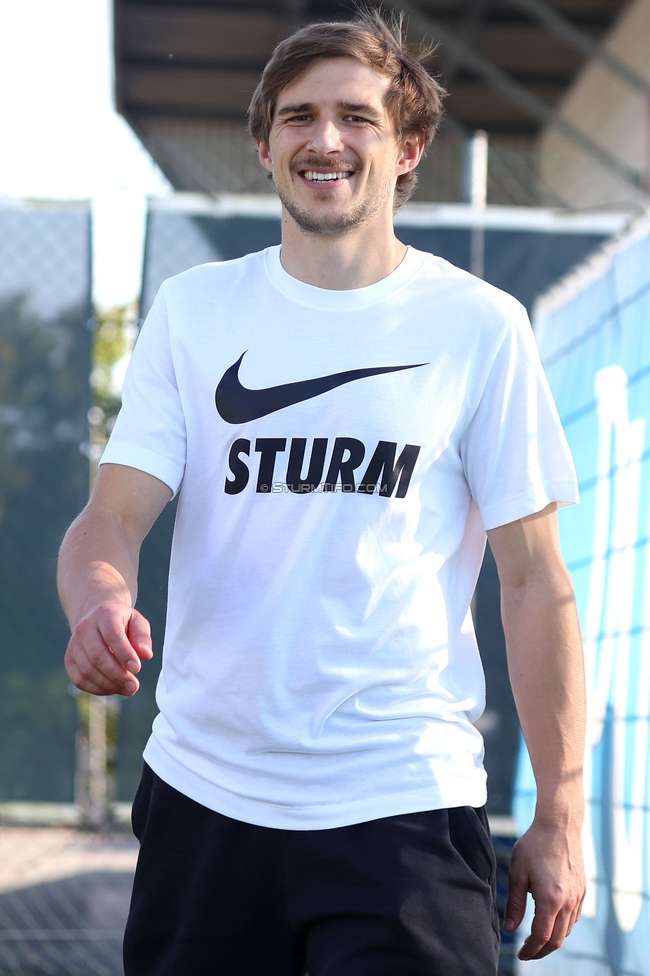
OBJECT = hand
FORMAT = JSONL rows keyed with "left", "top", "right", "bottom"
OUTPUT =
{"left": 504, "top": 819, "right": 585, "bottom": 960}
{"left": 65, "top": 602, "right": 154, "bottom": 697}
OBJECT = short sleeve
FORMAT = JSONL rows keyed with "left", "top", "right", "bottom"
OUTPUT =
{"left": 100, "top": 284, "right": 187, "bottom": 494}
{"left": 460, "top": 304, "right": 578, "bottom": 531}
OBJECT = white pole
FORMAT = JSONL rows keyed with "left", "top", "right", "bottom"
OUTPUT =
{"left": 465, "top": 130, "right": 488, "bottom": 278}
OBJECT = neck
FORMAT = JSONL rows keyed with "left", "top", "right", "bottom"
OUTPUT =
{"left": 278, "top": 208, "right": 407, "bottom": 290}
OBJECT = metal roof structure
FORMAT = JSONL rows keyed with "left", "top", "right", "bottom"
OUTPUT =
{"left": 113, "top": 0, "right": 646, "bottom": 201}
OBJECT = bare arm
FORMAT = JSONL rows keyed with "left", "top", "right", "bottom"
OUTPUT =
{"left": 487, "top": 503, "right": 586, "bottom": 960}
{"left": 58, "top": 463, "right": 172, "bottom": 697}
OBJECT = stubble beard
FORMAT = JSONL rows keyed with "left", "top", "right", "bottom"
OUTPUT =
{"left": 274, "top": 169, "right": 395, "bottom": 236}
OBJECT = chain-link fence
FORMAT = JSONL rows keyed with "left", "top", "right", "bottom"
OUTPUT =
{"left": 0, "top": 193, "right": 630, "bottom": 975}
{"left": 522, "top": 207, "right": 650, "bottom": 974}
{"left": 119, "top": 197, "right": 625, "bottom": 976}
{"left": 134, "top": 196, "right": 620, "bottom": 822}
{"left": 0, "top": 826, "right": 137, "bottom": 976}
{"left": 0, "top": 827, "right": 518, "bottom": 976}
{"left": 0, "top": 199, "right": 105, "bottom": 976}
{"left": 0, "top": 200, "right": 92, "bottom": 805}
{"left": 141, "top": 193, "right": 623, "bottom": 317}
{"left": 135, "top": 118, "right": 592, "bottom": 209}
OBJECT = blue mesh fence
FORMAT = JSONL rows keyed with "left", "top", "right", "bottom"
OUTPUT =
{"left": 516, "top": 208, "right": 650, "bottom": 975}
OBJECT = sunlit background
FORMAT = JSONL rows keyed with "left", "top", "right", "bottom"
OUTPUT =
{"left": 0, "top": 0, "right": 649, "bottom": 973}
{"left": 0, "top": 0, "right": 169, "bottom": 308}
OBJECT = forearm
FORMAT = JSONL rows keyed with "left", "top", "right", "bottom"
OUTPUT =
{"left": 59, "top": 465, "right": 171, "bottom": 696}
{"left": 488, "top": 508, "right": 586, "bottom": 957}
{"left": 58, "top": 507, "right": 139, "bottom": 628}
{"left": 502, "top": 565, "right": 585, "bottom": 826}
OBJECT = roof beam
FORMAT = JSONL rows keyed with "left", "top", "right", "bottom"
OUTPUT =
{"left": 120, "top": 6, "right": 280, "bottom": 64}
{"left": 390, "top": 0, "right": 646, "bottom": 192}
{"left": 503, "top": 0, "right": 650, "bottom": 100}
{"left": 120, "top": 66, "right": 260, "bottom": 116}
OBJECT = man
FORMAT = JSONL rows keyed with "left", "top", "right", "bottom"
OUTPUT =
{"left": 58, "top": 10, "right": 586, "bottom": 975}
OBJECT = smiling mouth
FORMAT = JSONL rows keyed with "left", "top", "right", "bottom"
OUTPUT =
{"left": 301, "top": 170, "right": 354, "bottom": 183}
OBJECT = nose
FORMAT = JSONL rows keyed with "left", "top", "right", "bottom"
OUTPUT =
{"left": 306, "top": 118, "right": 344, "bottom": 155}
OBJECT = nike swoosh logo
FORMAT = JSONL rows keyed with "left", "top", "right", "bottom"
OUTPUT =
{"left": 215, "top": 352, "right": 428, "bottom": 424}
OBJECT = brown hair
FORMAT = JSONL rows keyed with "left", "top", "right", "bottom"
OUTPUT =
{"left": 248, "top": 8, "right": 445, "bottom": 207}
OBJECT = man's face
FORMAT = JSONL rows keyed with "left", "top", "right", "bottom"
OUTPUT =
{"left": 257, "top": 57, "right": 421, "bottom": 236}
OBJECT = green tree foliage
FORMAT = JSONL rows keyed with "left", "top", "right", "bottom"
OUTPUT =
{"left": 0, "top": 295, "right": 91, "bottom": 801}
{"left": 0, "top": 296, "right": 89, "bottom": 524}
{"left": 88, "top": 304, "right": 137, "bottom": 462}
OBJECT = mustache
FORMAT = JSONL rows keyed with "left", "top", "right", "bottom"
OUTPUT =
{"left": 291, "top": 157, "right": 360, "bottom": 173}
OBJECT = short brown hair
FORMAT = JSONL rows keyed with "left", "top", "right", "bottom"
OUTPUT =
{"left": 248, "top": 8, "right": 445, "bottom": 207}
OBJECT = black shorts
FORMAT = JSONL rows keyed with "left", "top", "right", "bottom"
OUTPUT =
{"left": 124, "top": 764, "right": 499, "bottom": 976}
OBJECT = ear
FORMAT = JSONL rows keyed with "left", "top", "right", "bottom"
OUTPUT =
{"left": 396, "top": 132, "right": 425, "bottom": 177}
{"left": 257, "top": 141, "right": 273, "bottom": 173}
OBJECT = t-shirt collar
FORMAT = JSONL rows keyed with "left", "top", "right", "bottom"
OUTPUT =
{"left": 265, "top": 244, "right": 426, "bottom": 311}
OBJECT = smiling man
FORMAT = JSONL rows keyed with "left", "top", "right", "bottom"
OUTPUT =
{"left": 58, "top": 10, "right": 586, "bottom": 976}
{"left": 258, "top": 58, "right": 412, "bottom": 240}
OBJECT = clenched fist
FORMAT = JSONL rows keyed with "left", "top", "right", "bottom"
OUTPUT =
{"left": 65, "top": 601, "right": 153, "bottom": 697}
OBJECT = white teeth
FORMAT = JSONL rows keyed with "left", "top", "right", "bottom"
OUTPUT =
{"left": 303, "top": 171, "right": 352, "bottom": 182}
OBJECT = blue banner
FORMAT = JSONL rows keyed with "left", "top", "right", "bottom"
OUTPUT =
{"left": 516, "top": 211, "right": 650, "bottom": 975}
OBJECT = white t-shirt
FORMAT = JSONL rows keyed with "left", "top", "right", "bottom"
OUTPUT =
{"left": 102, "top": 245, "right": 578, "bottom": 829}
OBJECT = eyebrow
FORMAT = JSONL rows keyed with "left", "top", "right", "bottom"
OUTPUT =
{"left": 337, "top": 102, "right": 381, "bottom": 116}
{"left": 275, "top": 101, "right": 382, "bottom": 118}
{"left": 276, "top": 103, "right": 314, "bottom": 117}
